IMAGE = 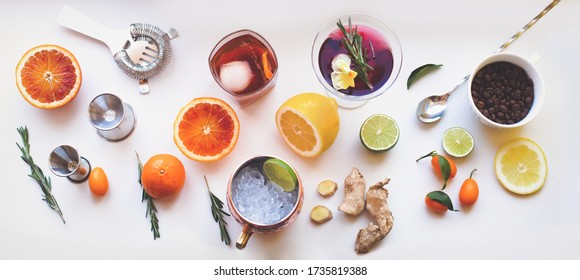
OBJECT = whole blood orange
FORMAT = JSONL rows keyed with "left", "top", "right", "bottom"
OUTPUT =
{"left": 173, "top": 97, "right": 240, "bottom": 162}
{"left": 141, "top": 154, "right": 186, "bottom": 199}
{"left": 15, "top": 45, "right": 82, "bottom": 109}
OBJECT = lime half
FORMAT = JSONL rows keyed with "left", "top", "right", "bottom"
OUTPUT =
{"left": 263, "top": 158, "right": 297, "bottom": 192}
{"left": 442, "top": 127, "right": 474, "bottom": 157}
{"left": 360, "top": 114, "right": 400, "bottom": 152}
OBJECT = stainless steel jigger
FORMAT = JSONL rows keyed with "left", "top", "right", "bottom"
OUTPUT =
{"left": 49, "top": 145, "right": 91, "bottom": 183}
{"left": 88, "top": 93, "right": 136, "bottom": 142}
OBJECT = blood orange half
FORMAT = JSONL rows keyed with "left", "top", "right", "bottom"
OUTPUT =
{"left": 15, "top": 45, "right": 82, "bottom": 109}
{"left": 173, "top": 97, "right": 240, "bottom": 162}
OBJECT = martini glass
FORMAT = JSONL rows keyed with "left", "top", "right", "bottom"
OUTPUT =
{"left": 311, "top": 14, "right": 402, "bottom": 108}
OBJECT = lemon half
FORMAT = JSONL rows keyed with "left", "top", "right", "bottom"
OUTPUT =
{"left": 494, "top": 138, "right": 548, "bottom": 195}
{"left": 275, "top": 93, "right": 340, "bottom": 158}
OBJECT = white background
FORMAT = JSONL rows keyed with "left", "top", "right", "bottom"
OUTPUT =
{"left": 1, "top": 0, "right": 579, "bottom": 262}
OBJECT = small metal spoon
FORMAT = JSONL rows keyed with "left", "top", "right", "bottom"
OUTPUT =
{"left": 416, "top": 0, "right": 560, "bottom": 123}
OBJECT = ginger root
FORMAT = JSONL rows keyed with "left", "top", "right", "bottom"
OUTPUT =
{"left": 355, "top": 178, "right": 393, "bottom": 254}
{"left": 310, "top": 205, "right": 333, "bottom": 224}
{"left": 317, "top": 180, "right": 338, "bottom": 197}
{"left": 338, "top": 167, "right": 366, "bottom": 216}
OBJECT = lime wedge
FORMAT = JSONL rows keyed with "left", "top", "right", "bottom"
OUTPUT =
{"left": 263, "top": 158, "right": 297, "bottom": 192}
{"left": 359, "top": 114, "right": 400, "bottom": 152}
{"left": 442, "top": 127, "right": 474, "bottom": 157}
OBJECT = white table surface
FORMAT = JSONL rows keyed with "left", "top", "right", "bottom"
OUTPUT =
{"left": 1, "top": 0, "right": 579, "bottom": 260}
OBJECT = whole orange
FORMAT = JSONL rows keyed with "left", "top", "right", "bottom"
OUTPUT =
{"left": 141, "top": 154, "right": 186, "bottom": 199}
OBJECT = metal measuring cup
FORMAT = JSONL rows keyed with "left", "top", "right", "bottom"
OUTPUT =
{"left": 226, "top": 155, "right": 304, "bottom": 250}
{"left": 48, "top": 145, "right": 91, "bottom": 183}
{"left": 88, "top": 93, "right": 136, "bottom": 142}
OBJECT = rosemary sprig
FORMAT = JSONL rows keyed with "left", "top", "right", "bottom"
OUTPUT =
{"left": 204, "top": 175, "right": 231, "bottom": 246}
{"left": 136, "top": 152, "right": 160, "bottom": 240}
{"left": 337, "top": 17, "right": 374, "bottom": 89}
{"left": 16, "top": 126, "right": 65, "bottom": 224}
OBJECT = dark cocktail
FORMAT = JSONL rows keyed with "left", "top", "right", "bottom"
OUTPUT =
{"left": 209, "top": 30, "right": 278, "bottom": 107}
{"left": 312, "top": 15, "right": 402, "bottom": 108}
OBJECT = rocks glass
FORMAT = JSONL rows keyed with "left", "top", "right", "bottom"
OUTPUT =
{"left": 209, "top": 30, "right": 279, "bottom": 107}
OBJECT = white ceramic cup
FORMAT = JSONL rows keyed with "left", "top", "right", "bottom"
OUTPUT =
{"left": 467, "top": 52, "right": 544, "bottom": 129}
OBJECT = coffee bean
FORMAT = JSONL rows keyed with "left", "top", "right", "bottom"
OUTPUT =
{"left": 472, "top": 61, "right": 534, "bottom": 125}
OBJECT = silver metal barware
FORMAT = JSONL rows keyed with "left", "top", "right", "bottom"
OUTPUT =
{"left": 49, "top": 145, "right": 91, "bottom": 183}
{"left": 88, "top": 93, "right": 136, "bottom": 142}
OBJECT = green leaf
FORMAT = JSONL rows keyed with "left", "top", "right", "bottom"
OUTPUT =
{"left": 407, "top": 63, "right": 443, "bottom": 89}
{"left": 427, "top": 190, "right": 457, "bottom": 211}
{"left": 437, "top": 155, "right": 451, "bottom": 190}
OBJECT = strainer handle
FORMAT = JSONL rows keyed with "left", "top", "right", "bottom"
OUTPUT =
{"left": 57, "top": 5, "right": 117, "bottom": 52}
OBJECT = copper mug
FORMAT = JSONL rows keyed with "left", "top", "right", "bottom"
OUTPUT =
{"left": 226, "top": 155, "right": 303, "bottom": 250}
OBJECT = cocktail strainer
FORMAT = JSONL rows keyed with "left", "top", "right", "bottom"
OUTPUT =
{"left": 57, "top": 5, "right": 178, "bottom": 94}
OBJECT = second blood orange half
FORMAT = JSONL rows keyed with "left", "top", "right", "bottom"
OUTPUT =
{"left": 173, "top": 97, "right": 240, "bottom": 162}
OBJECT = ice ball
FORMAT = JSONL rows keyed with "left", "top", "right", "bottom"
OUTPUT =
{"left": 219, "top": 61, "right": 252, "bottom": 93}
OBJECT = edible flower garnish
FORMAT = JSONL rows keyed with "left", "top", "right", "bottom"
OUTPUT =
{"left": 331, "top": 54, "right": 358, "bottom": 90}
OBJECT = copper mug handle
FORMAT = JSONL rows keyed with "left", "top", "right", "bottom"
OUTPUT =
{"left": 236, "top": 224, "right": 254, "bottom": 249}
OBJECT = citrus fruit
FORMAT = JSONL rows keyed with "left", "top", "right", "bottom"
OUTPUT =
{"left": 442, "top": 127, "right": 474, "bottom": 157}
{"left": 263, "top": 158, "right": 297, "bottom": 192}
{"left": 359, "top": 114, "right": 399, "bottom": 152}
{"left": 425, "top": 190, "right": 457, "bottom": 213}
{"left": 15, "top": 44, "right": 82, "bottom": 109}
{"left": 425, "top": 196, "right": 449, "bottom": 214}
{"left": 141, "top": 154, "right": 186, "bottom": 199}
{"left": 459, "top": 169, "right": 479, "bottom": 206}
{"left": 173, "top": 97, "right": 240, "bottom": 162}
{"left": 88, "top": 167, "right": 109, "bottom": 196}
{"left": 275, "top": 93, "right": 339, "bottom": 157}
{"left": 494, "top": 138, "right": 548, "bottom": 195}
